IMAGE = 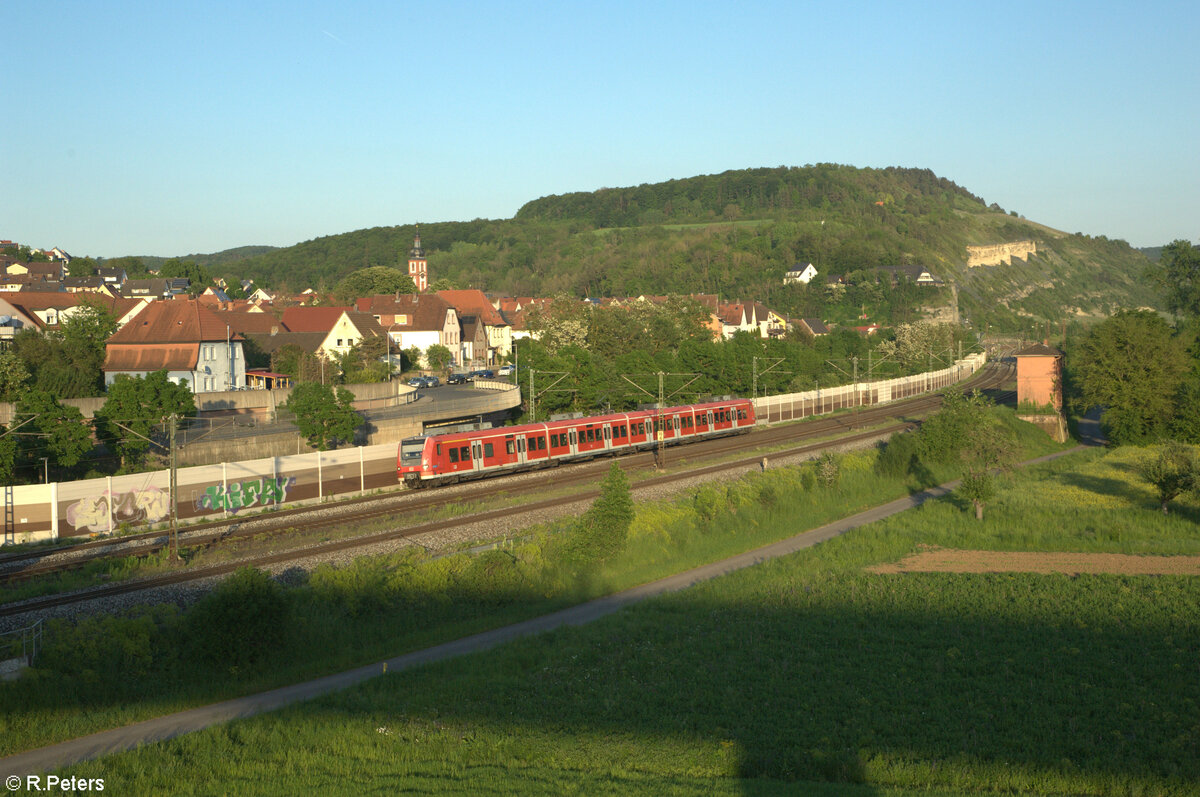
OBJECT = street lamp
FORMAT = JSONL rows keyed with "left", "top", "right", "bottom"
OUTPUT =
{"left": 388, "top": 323, "right": 401, "bottom": 381}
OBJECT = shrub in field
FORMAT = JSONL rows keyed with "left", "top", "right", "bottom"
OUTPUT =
{"left": 875, "top": 431, "right": 925, "bottom": 479}
{"left": 392, "top": 552, "right": 470, "bottom": 605}
{"left": 693, "top": 484, "right": 725, "bottom": 524}
{"left": 185, "top": 567, "right": 288, "bottom": 668}
{"left": 456, "top": 550, "right": 532, "bottom": 603}
{"left": 37, "top": 606, "right": 176, "bottom": 685}
{"left": 800, "top": 467, "right": 816, "bottom": 491}
{"left": 308, "top": 559, "right": 394, "bottom": 617}
{"left": 816, "top": 451, "right": 841, "bottom": 488}
{"left": 576, "top": 462, "right": 635, "bottom": 565}
{"left": 1136, "top": 441, "right": 1200, "bottom": 514}
{"left": 918, "top": 388, "right": 991, "bottom": 464}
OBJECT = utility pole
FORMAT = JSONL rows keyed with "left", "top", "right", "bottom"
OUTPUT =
{"left": 619, "top": 371, "right": 699, "bottom": 470}
{"left": 527, "top": 368, "right": 571, "bottom": 424}
{"left": 169, "top": 414, "right": 179, "bottom": 562}
{"left": 656, "top": 371, "right": 664, "bottom": 469}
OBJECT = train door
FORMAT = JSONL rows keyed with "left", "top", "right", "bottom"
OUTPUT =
{"left": 568, "top": 428, "right": 578, "bottom": 455}
{"left": 603, "top": 425, "right": 612, "bottom": 450}
{"left": 517, "top": 435, "right": 527, "bottom": 465}
{"left": 706, "top": 410, "right": 714, "bottom": 431}
{"left": 471, "top": 441, "right": 484, "bottom": 472}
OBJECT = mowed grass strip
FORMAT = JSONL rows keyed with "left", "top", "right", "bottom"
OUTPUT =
{"left": 59, "top": 443, "right": 1200, "bottom": 795}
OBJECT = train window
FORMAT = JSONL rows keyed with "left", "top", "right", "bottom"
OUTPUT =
{"left": 449, "top": 448, "right": 459, "bottom": 463}
{"left": 484, "top": 443, "right": 494, "bottom": 457}
{"left": 460, "top": 446, "right": 470, "bottom": 461}
{"left": 604, "top": 427, "right": 611, "bottom": 440}
{"left": 550, "top": 433, "right": 558, "bottom": 447}
{"left": 638, "top": 422, "right": 646, "bottom": 434}
{"left": 584, "top": 428, "right": 593, "bottom": 443}
{"left": 506, "top": 440, "right": 515, "bottom": 454}
{"left": 436, "top": 443, "right": 442, "bottom": 455}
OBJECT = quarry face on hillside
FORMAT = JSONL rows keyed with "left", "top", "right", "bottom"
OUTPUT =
{"left": 967, "top": 240, "right": 1038, "bottom": 267}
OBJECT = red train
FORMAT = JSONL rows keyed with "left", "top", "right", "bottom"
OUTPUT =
{"left": 398, "top": 398, "right": 756, "bottom": 486}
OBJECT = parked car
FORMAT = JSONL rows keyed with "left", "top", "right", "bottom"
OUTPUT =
{"left": 470, "top": 369, "right": 495, "bottom": 380}
{"left": 407, "top": 376, "right": 430, "bottom": 388}
{"left": 446, "top": 372, "right": 468, "bottom": 385}
{"left": 425, "top": 375, "right": 440, "bottom": 387}
{"left": 497, "top": 364, "right": 515, "bottom": 376}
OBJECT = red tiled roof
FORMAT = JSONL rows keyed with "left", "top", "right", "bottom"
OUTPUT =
{"left": 437, "top": 289, "right": 506, "bottom": 326}
{"left": 106, "top": 298, "right": 244, "bottom": 344}
{"left": 104, "top": 343, "right": 198, "bottom": 372}
{"left": 209, "top": 309, "right": 287, "bottom": 336}
{"left": 280, "top": 306, "right": 353, "bottom": 333}
{"left": 356, "top": 294, "right": 454, "bottom": 332}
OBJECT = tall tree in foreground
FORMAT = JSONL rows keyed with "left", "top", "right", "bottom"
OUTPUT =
{"left": 13, "top": 390, "right": 94, "bottom": 479}
{"left": 284, "top": 382, "right": 361, "bottom": 450}
{"left": 1070, "top": 310, "right": 1190, "bottom": 445}
{"left": 1155, "top": 239, "right": 1200, "bottom": 321}
{"left": 956, "top": 420, "right": 1018, "bottom": 520}
{"left": 95, "top": 371, "right": 196, "bottom": 469}
{"left": 582, "top": 462, "right": 635, "bottom": 564}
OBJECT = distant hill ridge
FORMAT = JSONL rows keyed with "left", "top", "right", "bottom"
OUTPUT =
{"left": 158, "top": 165, "right": 1161, "bottom": 331}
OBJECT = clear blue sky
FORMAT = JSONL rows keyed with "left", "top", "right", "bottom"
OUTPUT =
{"left": 5, "top": 1, "right": 1198, "bottom": 257}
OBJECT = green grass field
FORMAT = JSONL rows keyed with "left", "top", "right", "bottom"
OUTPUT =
{"left": 45, "top": 441, "right": 1200, "bottom": 795}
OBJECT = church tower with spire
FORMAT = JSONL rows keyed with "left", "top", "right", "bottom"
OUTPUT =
{"left": 407, "top": 227, "right": 428, "bottom": 292}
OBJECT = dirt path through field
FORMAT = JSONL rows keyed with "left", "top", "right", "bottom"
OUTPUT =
{"left": 868, "top": 546, "right": 1200, "bottom": 575}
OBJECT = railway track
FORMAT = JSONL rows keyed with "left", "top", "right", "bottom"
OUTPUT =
{"left": 0, "top": 363, "right": 1014, "bottom": 618}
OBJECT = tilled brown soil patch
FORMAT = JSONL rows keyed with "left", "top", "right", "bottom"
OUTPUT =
{"left": 867, "top": 546, "right": 1200, "bottom": 575}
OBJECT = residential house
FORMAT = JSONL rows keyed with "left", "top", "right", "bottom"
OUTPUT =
{"left": 64, "top": 276, "right": 115, "bottom": 294}
{"left": 876, "top": 265, "right": 942, "bottom": 287}
{"left": 0, "top": 297, "right": 37, "bottom": 349}
{"left": 356, "top": 293, "right": 460, "bottom": 367}
{"left": 783, "top": 262, "right": 818, "bottom": 285}
{"left": 200, "top": 286, "right": 232, "bottom": 303}
{"left": 797, "top": 318, "right": 829, "bottom": 337}
{"left": 704, "top": 299, "right": 784, "bottom": 340}
{"left": 316, "top": 311, "right": 384, "bottom": 362}
{"left": 121, "top": 278, "right": 177, "bottom": 299}
{"left": 437, "top": 288, "right": 512, "bottom": 363}
{"left": 5, "top": 291, "right": 147, "bottom": 332}
{"left": 96, "top": 266, "right": 127, "bottom": 287}
{"left": 102, "top": 299, "right": 246, "bottom": 393}
{"left": 458, "top": 315, "right": 488, "bottom": 367}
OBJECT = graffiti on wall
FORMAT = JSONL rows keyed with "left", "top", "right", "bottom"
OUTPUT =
{"left": 66, "top": 487, "right": 171, "bottom": 532}
{"left": 196, "top": 476, "right": 295, "bottom": 513}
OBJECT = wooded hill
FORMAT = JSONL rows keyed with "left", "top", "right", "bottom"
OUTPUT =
{"left": 205, "top": 165, "right": 1161, "bottom": 332}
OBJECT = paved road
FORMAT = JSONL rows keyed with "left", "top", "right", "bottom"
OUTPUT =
{"left": 0, "top": 445, "right": 1088, "bottom": 775}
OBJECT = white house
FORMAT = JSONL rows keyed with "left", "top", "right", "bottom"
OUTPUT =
{"left": 784, "top": 262, "right": 818, "bottom": 285}
{"left": 102, "top": 299, "right": 246, "bottom": 393}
